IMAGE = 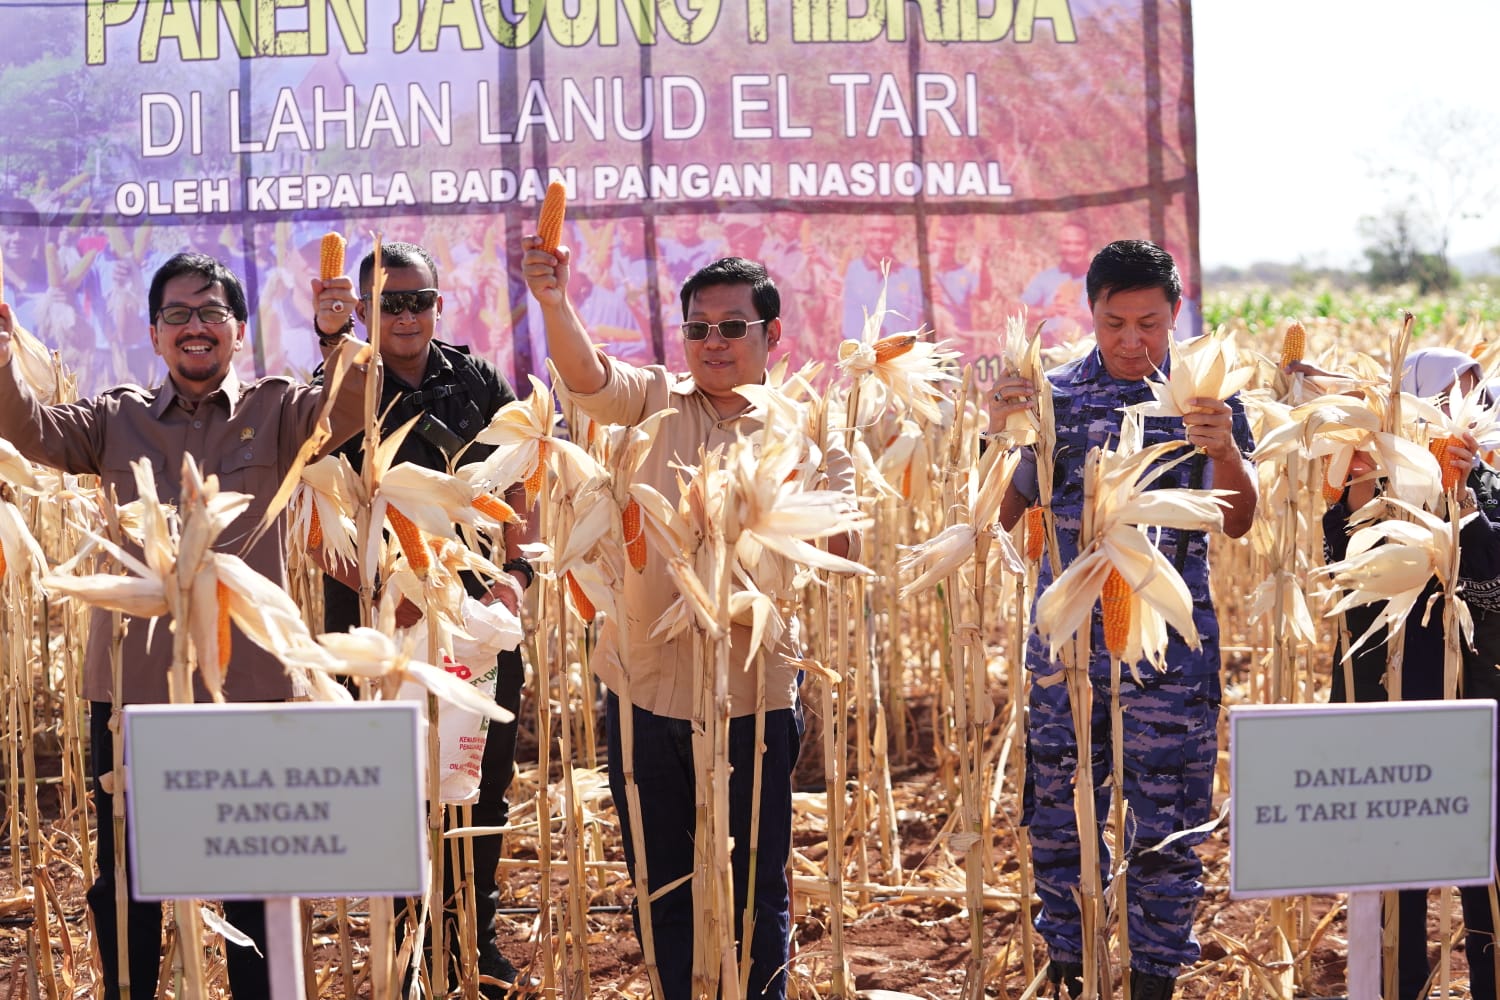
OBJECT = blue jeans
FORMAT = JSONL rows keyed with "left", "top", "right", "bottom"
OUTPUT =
{"left": 605, "top": 692, "right": 801, "bottom": 1000}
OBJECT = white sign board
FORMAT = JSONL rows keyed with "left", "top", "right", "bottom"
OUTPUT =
{"left": 124, "top": 702, "right": 427, "bottom": 900}
{"left": 1230, "top": 700, "right": 1495, "bottom": 898}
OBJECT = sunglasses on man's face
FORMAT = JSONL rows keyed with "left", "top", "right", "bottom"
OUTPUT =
{"left": 362, "top": 288, "right": 439, "bottom": 316}
{"left": 680, "top": 318, "right": 766, "bottom": 341}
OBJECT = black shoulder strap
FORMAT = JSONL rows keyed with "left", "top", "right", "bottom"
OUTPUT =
{"left": 453, "top": 352, "right": 495, "bottom": 415}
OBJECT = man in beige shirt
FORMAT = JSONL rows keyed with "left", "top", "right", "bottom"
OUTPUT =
{"left": 521, "top": 245, "right": 853, "bottom": 1000}
{"left": 0, "top": 251, "right": 367, "bottom": 999}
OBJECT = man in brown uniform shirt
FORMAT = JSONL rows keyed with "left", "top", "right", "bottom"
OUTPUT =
{"left": 0, "top": 252, "right": 367, "bottom": 999}
{"left": 521, "top": 245, "right": 856, "bottom": 1000}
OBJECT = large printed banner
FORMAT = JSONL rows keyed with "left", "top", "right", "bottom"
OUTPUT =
{"left": 0, "top": 0, "right": 1197, "bottom": 397}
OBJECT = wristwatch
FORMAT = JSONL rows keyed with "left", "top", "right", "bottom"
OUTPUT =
{"left": 503, "top": 557, "right": 535, "bottom": 590}
{"left": 316, "top": 316, "right": 354, "bottom": 346}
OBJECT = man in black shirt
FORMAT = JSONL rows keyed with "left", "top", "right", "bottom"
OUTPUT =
{"left": 313, "top": 240, "right": 533, "bottom": 996}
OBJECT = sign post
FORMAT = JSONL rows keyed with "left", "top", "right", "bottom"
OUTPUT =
{"left": 124, "top": 702, "right": 427, "bottom": 999}
{"left": 1230, "top": 701, "right": 1496, "bottom": 999}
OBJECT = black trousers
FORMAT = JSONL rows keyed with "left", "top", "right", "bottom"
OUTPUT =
{"left": 87, "top": 702, "right": 268, "bottom": 999}
{"left": 604, "top": 692, "right": 801, "bottom": 1000}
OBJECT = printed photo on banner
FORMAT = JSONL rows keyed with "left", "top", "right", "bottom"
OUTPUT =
{"left": 0, "top": 0, "right": 1194, "bottom": 396}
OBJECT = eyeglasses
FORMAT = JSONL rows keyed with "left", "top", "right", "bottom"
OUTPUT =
{"left": 362, "top": 288, "right": 439, "bottom": 315}
{"left": 156, "top": 303, "right": 235, "bottom": 326}
{"left": 681, "top": 319, "right": 766, "bottom": 341}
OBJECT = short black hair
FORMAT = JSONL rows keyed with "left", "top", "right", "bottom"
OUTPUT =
{"left": 1085, "top": 240, "right": 1181, "bottom": 308}
{"left": 359, "top": 241, "right": 440, "bottom": 294}
{"left": 679, "top": 257, "right": 780, "bottom": 324}
{"left": 148, "top": 252, "right": 248, "bottom": 322}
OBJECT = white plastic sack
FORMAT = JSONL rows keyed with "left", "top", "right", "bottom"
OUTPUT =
{"left": 400, "top": 596, "right": 524, "bottom": 802}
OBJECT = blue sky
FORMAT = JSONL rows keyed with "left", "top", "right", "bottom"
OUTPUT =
{"left": 1194, "top": 1, "right": 1500, "bottom": 269}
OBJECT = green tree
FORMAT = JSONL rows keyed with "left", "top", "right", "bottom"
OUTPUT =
{"left": 1360, "top": 204, "right": 1455, "bottom": 294}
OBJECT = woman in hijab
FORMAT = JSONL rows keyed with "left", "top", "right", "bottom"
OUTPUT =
{"left": 1321, "top": 346, "right": 1500, "bottom": 999}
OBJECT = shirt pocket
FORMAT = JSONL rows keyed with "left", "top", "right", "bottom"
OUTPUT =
{"left": 215, "top": 445, "right": 278, "bottom": 530}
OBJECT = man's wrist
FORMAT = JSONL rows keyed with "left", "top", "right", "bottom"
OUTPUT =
{"left": 316, "top": 315, "right": 354, "bottom": 342}
{"left": 502, "top": 556, "right": 535, "bottom": 589}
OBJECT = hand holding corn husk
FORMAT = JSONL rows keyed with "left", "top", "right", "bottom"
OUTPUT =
{"left": 1127, "top": 326, "right": 1252, "bottom": 459}
{"left": 982, "top": 311, "right": 1050, "bottom": 447}
{"left": 1317, "top": 496, "right": 1468, "bottom": 659}
{"left": 1136, "top": 326, "right": 1253, "bottom": 410}
{"left": 1405, "top": 377, "right": 1500, "bottom": 493}
{"left": 1033, "top": 415, "right": 1232, "bottom": 675}
{"left": 0, "top": 303, "right": 61, "bottom": 404}
{"left": 1254, "top": 388, "right": 1443, "bottom": 512}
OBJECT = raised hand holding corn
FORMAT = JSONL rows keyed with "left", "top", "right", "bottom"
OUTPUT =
{"left": 312, "top": 231, "right": 358, "bottom": 342}
{"left": 537, "top": 180, "right": 567, "bottom": 253}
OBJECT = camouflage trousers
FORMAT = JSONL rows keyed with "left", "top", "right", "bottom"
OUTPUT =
{"left": 1023, "top": 670, "right": 1222, "bottom": 977}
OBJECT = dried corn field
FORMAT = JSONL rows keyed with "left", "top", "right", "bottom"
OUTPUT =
{"left": 4, "top": 282, "right": 1500, "bottom": 999}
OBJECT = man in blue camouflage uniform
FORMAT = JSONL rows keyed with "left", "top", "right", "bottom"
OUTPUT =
{"left": 990, "top": 241, "right": 1258, "bottom": 1000}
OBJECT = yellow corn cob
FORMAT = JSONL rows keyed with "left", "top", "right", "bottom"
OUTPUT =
{"left": 537, "top": 181, "right": 567, "bottom": 254}
{"left": 566, "top": 571, "right": 595, "bottom": 620}
{"left": 472, "top": 493, "right": 518, "bottom": 524}
{"left": 1321, "top": 458, "right": 1345, "bottom": 505}
{"left": 306, "top": 502, "right": 323, "bottom": 551}
{"left": 623, "top": 498, "right": 646, "bottom": 572}
{"left": 1279, "top": 321, "right": 1306, "bottom": 368}
{"left": 1101, "top": 567, "right": 1131, "bottom": 658}
{"left": 1429, "top": 436, "right": 1464, "bottom": 491}
{"left": 0, "top": 543, "right": 7, "bottom": 579}
{"left": 319, "top": 232, "right": 346, "bottom": 280}
{"left": 386, "top": 505, "right": 431, "bottom": 578}
{"left": 873, "top": 333, "right": 917, "bottom": 363}
{"left": 1025, "top": 506, "right": 1046, "bottom": 562}
{"left": 901, "top": 463, "right": 913, "bottom": 499}
{"left": 524, "top": 440, "right": 549, "bottom": 509}
{"left": 217, "top": 580, "right": 233, "bottom": 670}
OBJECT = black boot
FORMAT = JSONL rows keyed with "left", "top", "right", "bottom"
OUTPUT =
{"left": 1048, "top": 959, "right": 1085, "bottom": 998}
{"left": 1128, "top": 969, "right": 1176, "bottom": 1000}
{"left": 477, "top": 942, "right": 530, "bottom": 1000}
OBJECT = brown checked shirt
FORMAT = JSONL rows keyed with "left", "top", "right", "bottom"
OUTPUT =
{"left": 0, "top": 353, "right": 368, "bottom": 704}
{"left": 568, "top": 354, "right": 858, "bottom": 720}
